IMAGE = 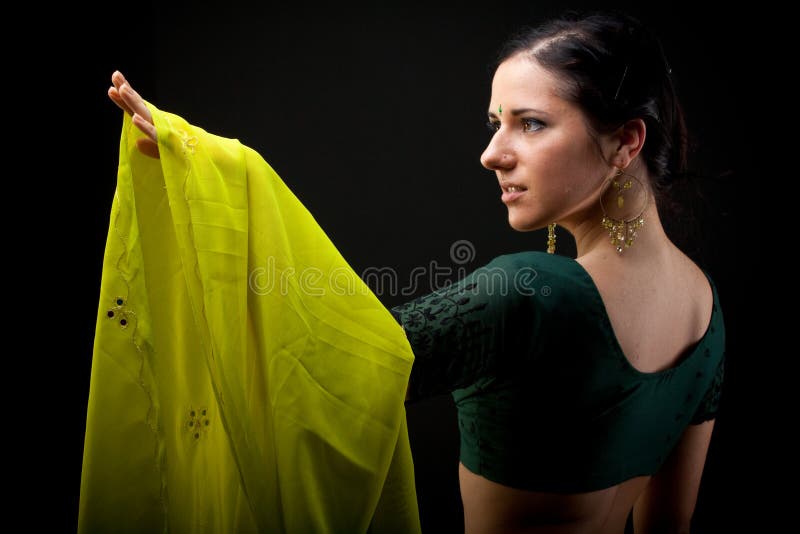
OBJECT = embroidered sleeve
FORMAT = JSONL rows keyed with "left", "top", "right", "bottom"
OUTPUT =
{"left": 690, "top": 355, "right": 725, "bottom": 424}
{"left": 390, "top": 256, "right": 535, "bottom": 403}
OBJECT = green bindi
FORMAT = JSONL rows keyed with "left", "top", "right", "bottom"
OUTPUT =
{"left": 499, "top": 104, "right": 502, "bottom": 114}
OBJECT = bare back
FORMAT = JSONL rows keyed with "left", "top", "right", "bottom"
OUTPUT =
{"left": 581, "top": 252, "right": 715, "bottom": 376}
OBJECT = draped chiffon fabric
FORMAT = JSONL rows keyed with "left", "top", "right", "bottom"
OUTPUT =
{"left": 79, "top": 105, "right": 420, "bottom": 533}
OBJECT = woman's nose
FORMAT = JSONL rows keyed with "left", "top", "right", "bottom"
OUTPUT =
{"left": 480, "top": 138, "right": 515, "bottom": 171}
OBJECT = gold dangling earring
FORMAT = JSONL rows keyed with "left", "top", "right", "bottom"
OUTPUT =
{"left": 600, "top": 168, "right": 648, "bottom": 253}
{"left": 547, "top": 223, "right": 556, "bottom": 254}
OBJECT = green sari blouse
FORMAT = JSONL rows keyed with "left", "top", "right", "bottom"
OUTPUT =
{"left": 391, "top": 251, "right": 725, "bottom": 493}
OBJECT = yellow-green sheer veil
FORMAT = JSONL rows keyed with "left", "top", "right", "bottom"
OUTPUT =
{"left": 79, "top": 104, "right": 420, "bottom": 533}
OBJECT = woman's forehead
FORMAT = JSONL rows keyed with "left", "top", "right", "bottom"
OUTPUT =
{"left": 490, "top": 57, "right": 572, "bottom": 115}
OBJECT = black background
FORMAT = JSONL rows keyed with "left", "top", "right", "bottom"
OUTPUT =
{"left": 23, "top": 1, "right": 772, "bottom": 532}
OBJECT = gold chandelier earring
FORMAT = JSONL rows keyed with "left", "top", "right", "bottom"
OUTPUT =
{"left": 600, "top": 167, "right": 648, "bottom": 253}
{"left": 547, "top": 223, "right": 557, "bottom": 254}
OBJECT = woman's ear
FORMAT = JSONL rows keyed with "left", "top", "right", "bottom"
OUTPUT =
{"left": 611, "top": 118, "right": 646, "bottom": 167}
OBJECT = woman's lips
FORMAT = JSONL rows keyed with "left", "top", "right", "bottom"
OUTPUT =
{"left": 501, "top": 189, "right": 527, "bottom": 203}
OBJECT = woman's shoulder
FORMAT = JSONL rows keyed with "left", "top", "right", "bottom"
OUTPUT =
{"left": 481, "top": 251, "right": 598, "bottom": 306}
{"left": 487, "top": 251, "right": 596, "bottom": 283}
{"left": 486, "top": 250, "right": 580, "bottom": 274}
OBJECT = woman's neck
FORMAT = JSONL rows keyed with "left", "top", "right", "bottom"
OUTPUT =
{"left": 563, "top": 198, "right": 673, "bottom": 264}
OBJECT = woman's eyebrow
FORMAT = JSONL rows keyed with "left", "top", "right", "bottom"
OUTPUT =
{"left": 487, "top": 107, "right": 551, "bottom": 118}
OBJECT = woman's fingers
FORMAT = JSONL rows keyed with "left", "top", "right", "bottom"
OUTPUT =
{"left": 108, "top": 86, "right": 133, "bottom": 116}
{"left": 119, "top": 84, "right": 151, "bottom": 122}
{"left": 111, "top": 69, "right": 155, "bottom": 126}
{"left": 112, "top": 70, "right": 127, "bottom": 90}
{"left": 133, "top": 113, "right": 158, "bottom": 143}
{"left": 121, "top": 82, "right": 154, "bottom": 123}
{"left": 136, "top": 138, "right": 161, "bottom": 159}
{"left": 109, "top": 72, "right": 155, "bottom": 129}
{"left": 110, "top": 71, "right": 160, "bottom": 158}
{"left": 109, "top": 71, "right": 134, "bottom": 115}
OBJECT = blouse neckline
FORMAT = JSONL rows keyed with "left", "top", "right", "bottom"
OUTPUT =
{"left": 567, "top": 257, "right": 718, "bottom": 379}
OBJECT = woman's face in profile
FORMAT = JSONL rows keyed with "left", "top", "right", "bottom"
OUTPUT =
{"left": 481, "top": 54, "right": 609, "bottom": 232}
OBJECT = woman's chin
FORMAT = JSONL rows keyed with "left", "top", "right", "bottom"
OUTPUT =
{"left": 507, "top": 216, "right": 539, "bottom": 232}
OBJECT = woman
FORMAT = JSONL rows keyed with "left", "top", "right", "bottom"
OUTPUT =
{"left": 389, "top": 12, "right": 724, "bottom": 533}
{"left": 105, "top": 10, "right": 724, "bottom": 533}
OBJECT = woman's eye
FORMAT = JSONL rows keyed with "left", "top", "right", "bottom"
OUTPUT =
{"left": 486, "top": 120, "right": 500, "bottom": 133}
{"left": 522, "top": 118, "right": 544, "bottom": 132}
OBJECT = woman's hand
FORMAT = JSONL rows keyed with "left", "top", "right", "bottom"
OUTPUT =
{"left": 108, "top": 71, "right": 160, "bottom": 159}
